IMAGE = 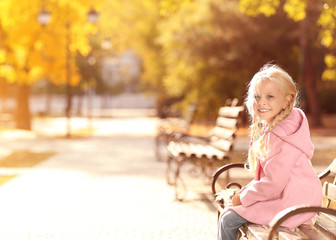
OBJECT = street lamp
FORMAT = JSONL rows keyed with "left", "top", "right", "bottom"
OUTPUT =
{"left": 87, "top": 8, "right": 99, "bottom": 24}
{"left": 38, "top": 7, "right": 99, "bottom": 138}
{"left": 37, "top": 8, "right": 51, "bottom": 26}
{"left": 101, "top": 38, "right": 112, "bottom": 50}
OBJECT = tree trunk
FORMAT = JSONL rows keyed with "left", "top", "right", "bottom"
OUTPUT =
{"left": 300, "top": 0, "right": 322, "bottom": 127}
{"left": 44, "top": 81, "right": 52, "bottom": 115}
{"left": 304, "top": 48, "right": 322, "bottom": 126}
{"left": 0, "top": 78, "right": 7, "bottom": 112}
{"left": 16, "top": 83, "right": 31, "bottom": 130}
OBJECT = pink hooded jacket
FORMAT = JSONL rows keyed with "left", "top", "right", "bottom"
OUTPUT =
{"left": 227, "top": 108, "right": 322, "bottom": 228}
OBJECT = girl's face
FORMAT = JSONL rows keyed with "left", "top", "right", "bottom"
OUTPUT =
{"left": 253, "top": 78, "right": 290, "bottom": 124}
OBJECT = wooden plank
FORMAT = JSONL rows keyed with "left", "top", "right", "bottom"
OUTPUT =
{"left": 216, "top": 117, "right": 238, "bottom": 129}
{"left": 168, "top": 142, "right": 228, "bottom": 160}
{"left": 204, "top": 145, "right": 227, "bottom": 160}
{"left": 329, "top": 160, "right": 336, "bottom": 175}
{"left": 278, "top": 226, "right": 307, "bottom": 240}
{"left": 315, "top": 212, "right": 336, "bottom": 237}
{"left": 297, "top": 223, "right": 336, "bottom": 240}
{"left": 245, "top": 224, "right": 269, "bottom": 240}
{"left": 323, "top": 182, "right": 336, "bottom": 202}
{"left": 190, "top": 143, "right": 207, "bottom": 158}
{"left": 218, "top": 106, "right": 244, "bottom": 118}
{"left": 168, "top": 141, "right": 184, "bottom": 157}
{"left": 210, "top": 138, "right": 233, "bottom": 152}
{"left": 211, "top": 127, "right": 235, "bottom": 140}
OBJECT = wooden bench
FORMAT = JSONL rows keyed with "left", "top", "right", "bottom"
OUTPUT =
{"left": 155, "top": 103, "right": 197, "bottom": 162}
{"left": 166, "top": 104, "right": 244, "bottom": 201}
{"left": 211, "top": 159, "right": 336, "bottom": 239}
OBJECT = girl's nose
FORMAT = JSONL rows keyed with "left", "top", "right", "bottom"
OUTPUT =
{"left": 258, "top": 97, "right": 266, "bottom": 106}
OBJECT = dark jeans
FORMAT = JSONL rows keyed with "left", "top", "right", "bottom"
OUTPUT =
{"left": 217, "top": 211, "right": 248, "bottom": 240}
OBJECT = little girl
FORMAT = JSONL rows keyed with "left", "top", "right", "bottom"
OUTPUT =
{"left": 217, "top": 64, "right": 322, "bottom": 240}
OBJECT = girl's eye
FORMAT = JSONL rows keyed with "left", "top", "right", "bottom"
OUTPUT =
{"left": 267, "top": 95, "right": 274, "bottom": 99}
{"left": 255, "top": 95, "right": 261, "bottom": 100}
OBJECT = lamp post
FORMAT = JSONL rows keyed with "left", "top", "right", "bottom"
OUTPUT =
{"left": 37, "top": 8, "right": 51, "bottom": 26}
{"left": 38, "top": 6, "right": 98, "bottom": 137}
{"left": 100, "top": 38, "right": 112, "bottom": 112}
{"left": 87, "top": 52, "right": 96, "bottom": 129}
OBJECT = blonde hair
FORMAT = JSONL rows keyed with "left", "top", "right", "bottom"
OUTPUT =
{"left": 244, "top": 64, "right": 298, "bottom": 171}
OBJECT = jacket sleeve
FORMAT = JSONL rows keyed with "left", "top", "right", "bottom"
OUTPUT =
{"left": 240, "top": 133, "right": 301, "bottom": 207}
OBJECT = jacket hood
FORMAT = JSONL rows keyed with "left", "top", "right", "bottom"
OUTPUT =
{"left": 271, "top": 108, "right": 314, "bottom": 159}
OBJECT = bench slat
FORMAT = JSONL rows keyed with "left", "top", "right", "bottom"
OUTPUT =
{"left": 243, "top": 224, "right": 269, "bottom": 240}
{"left": 297, "top": 223, "right": 336, "bottom": 240}
{"left": 323, "top": 182, "right": 336, "bottom": 202}
{"left": 218, "top": 106, "right": 244, "bottom": 118}
{"left": 216, "top": 117, "right": 238, "bottom": 129}
{"left": 167, "top": 141, "right": 182, "bottom": 157}
{"left": 315, "top": 212, "right": 336, "bottom": 237}
{"left": 168, "top": 142, "right": 228, "bottom": 160}
{"left": 329, "top": 160, "right": 336, "bottom": 175}
{"left": 211, "top": 127, "right": 235, "bottom": 140}
{"left": 210, "top": 138, "right": 233, "bottom": 152}
{"left": 277, "top": 226, "right": 307, "bottom": 240}
{"left": 204, "top": 145, "right": 227, "bottom": 160}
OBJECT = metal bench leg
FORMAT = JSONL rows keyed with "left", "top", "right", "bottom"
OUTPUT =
{"left": 174, "top": 157, "right": 187, "bottom": 201}
{"left": 166, "top": 155, "right": 176, "bottom": 185}
{"left": 155, "top": 132, "right": 169, "bottom": 162}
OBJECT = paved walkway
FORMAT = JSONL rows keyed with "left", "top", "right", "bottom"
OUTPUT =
{"left": 0, "top": 116, "right": 335, "bottom": 239}
{"left": 0, "top": 117, "right": 218, "bottom": 240}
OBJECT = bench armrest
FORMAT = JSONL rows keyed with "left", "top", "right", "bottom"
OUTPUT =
{"left": 268, "top": 206, "right": 336, "bottom": 240}
{"left": 212, "top": 162, "right": 245, "bottom": 195}
{"left": 318, "top": 162, "right": 333, "bottom": 180}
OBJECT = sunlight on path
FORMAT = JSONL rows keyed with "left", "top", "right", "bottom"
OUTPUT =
{"left": 32, "top": 117, "right": 158, "bottom": 137}
{"left": 0, "top": 171, "right": 217, "bottom": 240}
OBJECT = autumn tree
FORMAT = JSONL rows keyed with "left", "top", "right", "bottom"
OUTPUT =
{"left": 0, "top": 0, "right": 99, "bottom": 130}
{"left": 157, "top": 0, "right": 304, "bottom": 118}
{"left": 239, "top": 0, "right": 336, "bottom": 126}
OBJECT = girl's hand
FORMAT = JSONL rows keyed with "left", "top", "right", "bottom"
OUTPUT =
{"left": 232, "top": 193, "right": 242, "bottom": 206}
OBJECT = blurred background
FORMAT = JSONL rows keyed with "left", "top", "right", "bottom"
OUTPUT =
{"left": 0, "top": 0, "right": 335, "bottom": 133}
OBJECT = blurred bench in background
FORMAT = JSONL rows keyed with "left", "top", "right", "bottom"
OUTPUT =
{"left": 166, "top": 102, "right": 244, "bottom": 201}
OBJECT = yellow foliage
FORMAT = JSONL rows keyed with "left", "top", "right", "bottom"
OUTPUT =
{"left": 321, "top": 30, "right": 334, "bottom": 47}
{"left": 0, "top": 0, "right": 100, "bottom": 86}
{"left": 159, "top": 0, "right": 192, "bottom": 16}
{"left": 325, "top": 54, "right": 336, "bottom": 68}
{"left": 283, "top": 0, "right": 306, "bottom": 21}
{"left": 0, "top": 65, "right": 15, "bottom": 83}
{"left": 13, "top": 46, "right": 27, "bottom": 69}
{"left": 28, "top": 67, "right": 44, "bottom": 84}
{"left": 318, "top": 3, "right": 336, "bottom": 48}
{"left": 322, "top": 68, "right": 336, "bottom": 81}
{"left": 0, "top": 50, "right": 6, "bottom": 64}
{"left": 322, "top": 54, "right": 336, "bottom": 81}
{"left": 239, "top": 0, "right": 279, "bottom": 16}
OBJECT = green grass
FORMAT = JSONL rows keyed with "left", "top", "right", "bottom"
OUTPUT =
{"left": 0, "top": 150, "right": 55, "bottom": 186}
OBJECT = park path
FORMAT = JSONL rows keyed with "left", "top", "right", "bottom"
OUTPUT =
{"left": 0, "top": 116, "right": 218, "bottom": 240}
{"left": 0, "top": 115, "right": 334, "bottom": 239}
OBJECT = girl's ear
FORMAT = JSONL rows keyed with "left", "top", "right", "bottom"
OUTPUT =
{"left": 283, "top": 94, "right": 293, "bottom": 109}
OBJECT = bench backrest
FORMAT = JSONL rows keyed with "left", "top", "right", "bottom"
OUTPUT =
{"left": 182, "top": 103, "right": 197, "bottom": 131}
{"left": 314, "top": 158, "right": 336, "bottom": 237}
{"left": 209, "top": 106, "right": 244, "bottom": 152}
{"left": 320, "top": 159, "right": 336, "bottom": 208}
